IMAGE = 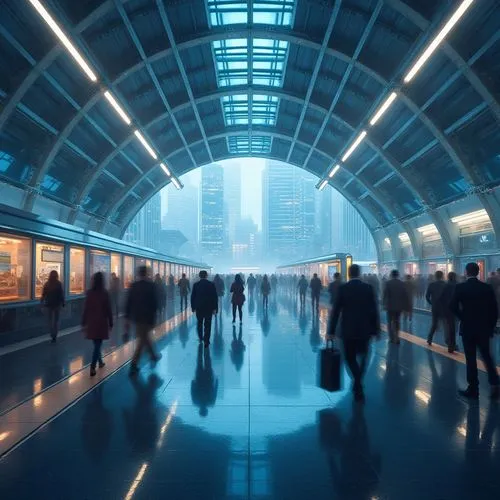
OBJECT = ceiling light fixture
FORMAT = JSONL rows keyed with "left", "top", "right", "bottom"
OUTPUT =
{"left": 28, "top": 0, "right": 98, "bottom": 82}
{"left": 104, "top": 91, "right": 131, "bottom": 125}
{"left": 171, "top": 177, "right": 182, "bottom": 190}
{"left": 318, "top": 180, "right": 328, "bottom": 191}
{"left": 160, "top": 163, "right": 171, "bottom": 176}
{"left": 341, "top": 131, "right": 367, "bottom": 162}
{"left": 404, "top": 0, "right": 475, "bottom": 83}
{"left": 328, "top": 164, "right": 340, "bottom": 178}
{"left": 369, "top": 92, "right": 398, "bottom": 126}
{"left": 134, "top": 130, "right": 158, "bottom": 160}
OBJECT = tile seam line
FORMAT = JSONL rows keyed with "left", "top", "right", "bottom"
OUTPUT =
{"left": 0, "top": 312, "right": 190, "bottom": 418}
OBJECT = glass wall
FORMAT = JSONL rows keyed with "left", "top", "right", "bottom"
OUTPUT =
{"left": 35, "top": 242, "right": 64, "bottom": 298}
{"left": 153, "top": 260, "right": 159, "bottom": 276}
{"left": 124, "top": 256, "right": 134, "bottom": 288}
{"left": 111, "top": 253, "right": 121, "bottom": 280}
{"left": 89, "top": 250, "right": 110, "bottom": 279}
{"left": 0, "top": 233, "right": 31, "bottom": 302}
{"left": 69, "top": 247, "right": 85, "bottom": 295}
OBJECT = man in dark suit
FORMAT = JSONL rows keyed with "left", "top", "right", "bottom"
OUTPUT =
{"left": 191, "top": 270, "right": 218, "bottom": 347}
{"left": 328, "top": 264, "right": 380, "bottom": 401}
{"left": 450, "top": 262, "right": 499, "bottom": 400}
{"left": 425, "top": 270, "right": 447, "bottom": 346}
{"left": 383, "top": 270, "right": 409, "bottom": 344}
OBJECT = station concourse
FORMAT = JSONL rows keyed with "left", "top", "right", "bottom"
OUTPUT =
{"left": 0, "top": 0, "right": 500, "bottom": 499}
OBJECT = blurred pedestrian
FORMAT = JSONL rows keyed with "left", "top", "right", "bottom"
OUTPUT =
{"left": 327, "top": 272, "right": 342, "bottom": 307}
{"left": 403, "top": 275, "right": 416, "bottom": 324}
{"left": 178, "top": 273, "right": 191, "bottom": 310}
{"left": 310, "top": 273, "right": 322, "bottom": 312}
{"left": 109, "top": 272, "right": 121, "bottom": 318}
{"left": 383, "top": 270, "right": 409, "bottom": 345}
{"left": 261, "top": 274, "right": 271, "bottom": 309}
{"left": 298, "top": 274, "right": 308, "bottom": 308}
{"left": 230, "top": 274, "right": 245, "bottom": 324}
{"left": 41, "top": 270, "right": 65, "bottom": 343}
{"left": 426, "top": 270, "right": 447, "bottom": 346}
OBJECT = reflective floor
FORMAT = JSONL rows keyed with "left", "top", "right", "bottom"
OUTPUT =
{"left": 0, "top": 294, "right": 499, "bottom": 499}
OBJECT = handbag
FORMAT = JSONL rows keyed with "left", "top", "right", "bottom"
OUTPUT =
{"left": 318, "top": 338, "right": 342, "bottom": 392}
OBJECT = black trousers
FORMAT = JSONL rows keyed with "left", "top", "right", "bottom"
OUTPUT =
{"left": 428, "top": 310, "right": 445, "bottom": 342}
{"left": 263, "top": 295, "right": 269, "bottom": 308}
{"left": 311, "top": 293, "right": 320, "bottom": 310}
{"left": 232, "top": 303, "right": 243, "bottom": 321}
{"left": 444, "top": 313, "right": 456, "bottom": 348}
{"left": 462, "top": 335, "right": 500, "bottom": 388}
{"left": 343, "top": 338, "right": 370, "bottom": 389}
{"left": 180, "top": 294, "right": 188, "bottom": 309}
{"left": 386, "top": 311, "right": 401, "bottom": 342}
{"left": 196, "top": 311, "right": 213, "bottom": 342}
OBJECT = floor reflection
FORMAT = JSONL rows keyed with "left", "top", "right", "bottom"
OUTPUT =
{"left": 191, "top": 345, "right": 219, "bottom": 417}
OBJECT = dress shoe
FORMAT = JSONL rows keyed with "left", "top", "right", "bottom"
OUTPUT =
{"left": 426, "top": 338, "right": 432, "bottom": 346}
{"left": 98, "top": 361, "right": 106, "bottom": 368}
{"left": 458, "top": 387, "right": 479, "bottom": 400}
{"left": 90, "top": 367, "right": 97, "bottom": 377}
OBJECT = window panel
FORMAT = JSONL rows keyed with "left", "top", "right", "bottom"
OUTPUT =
{"left": 69, "top": 247, "right": 85, "bottom": 295}
{"left": 124, "top": 256, "right": 134, "bottom": 288}
{"left": 111, "top": 253, "right": 121, "bottom": 281}
{"left": 0, "top": 233, "right": 31, "bottom": 302}
{"left": 35, "top": 242, "right": 64, "bottom": 298}
{"left": 89, "top": 250, "right": 110, "bottom": 282}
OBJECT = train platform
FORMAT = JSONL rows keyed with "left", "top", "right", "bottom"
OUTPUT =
{"left": 0, "top": 296, "right": 499, "bottom": 499}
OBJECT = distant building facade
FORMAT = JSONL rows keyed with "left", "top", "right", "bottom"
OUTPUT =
{"left": 201, "top": 164, "right": 224, "bottom": 257}
{"left": 124, "top": 193, "right": 162, "bottom": 250}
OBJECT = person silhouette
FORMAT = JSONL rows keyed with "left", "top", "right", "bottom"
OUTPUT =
{"left": 191, "top": 345, "right": 218, "bottom": 417}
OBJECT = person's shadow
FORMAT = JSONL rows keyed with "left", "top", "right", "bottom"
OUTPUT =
{"left": 213, "top": 314, "right": 224, "bottom": 359}
{"left": 230, "top": 325, "right": 246, "bottom": 371}
{"left": 260, "top": 309, "right": 271, "bottom": 336}
{"left": 298, "top": 308, "right": 308, "bottom": 335}
{"left": 178, "top": 310, "right": 189, "bottom": 348}
{"left": 122, "top": 373, "right": 164, "bottom": 456}
{"left": 309, "top": 314, "right": 321, "bottom": 351}
{"left": 81, "top": 386, "right": 112, "bottom": 460}
{"left": 249, "top": 295, "right": 255, "bottom": 316}
{"left": 191, "top": 345, "right": 219, "bottom": 417}
{"left": 318, "top": 405, "right": 381, "bottom": 497}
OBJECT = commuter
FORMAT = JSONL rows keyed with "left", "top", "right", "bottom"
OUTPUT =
{"left": 310, "top": 273, "right": 322, "bottom": 312}
{"left": 247, "top": 273, "right": 257, "bottom": 297}
{"left": 297, "top": 274, "right": 308, "bottom": 308}
{"left": 270, "top": 274, "right": 278, "bottom": 294}
{"left": 425, "top": 270, "right": 447, "bottom": 346}
{"left": 154, "top": 273, "right": 166, "bottom": 315}
{"left": 167, "top": 274, "right": 175, "bottom": 301}
{"left": 487, "top": 271, "right": 496, "bottom": 286}
{"left": 403, "top": 275, "right": 416, "bottom": 324}
{"left": 261, "top": 274, "right": 271, "bottom": 309}
{"left": 383, "top": 270, "right": 409, "bottom": 345}
{"left": 327, "top": 272, "right": 342, "bottom": 307}
{"left": 109, "top": 272, "right": 121, "bottom": 318}
{"left": 450, "top": 262, "right": 499, "bottom": 400}
{"left": 230, "top": 274, "right": 245, "bottom": 324}
{"left": 125, "top": 266, "right": 161, "bottom": 376}
{"left": 328, "top": 264, "right": 380, "bottom": 402}
{"left": 213, "top": 274, "right": 225, "bottom": 312}
{"left": 441, "top": 272, "right": 458, "bottom": 353}
{"left": 178, "top": 273, "right": 191, "bottom": 310}
{"left": 82, "top": 272, "right": 113, "bottom": 376}
{"left": 191, "top": 270, "right": 218, "bottom": 347}
{"left": 41, "top": 270, "right": 65, "bottom": 343}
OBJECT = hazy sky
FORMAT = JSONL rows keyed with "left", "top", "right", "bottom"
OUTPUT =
{"left": 161, "top": 158, "right": 266, "bottom": 229}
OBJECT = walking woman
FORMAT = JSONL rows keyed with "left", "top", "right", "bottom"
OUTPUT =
{"left": 230, "top": 274, "right": 245, "bottom": 324}
{"left": 82, "top": 272, "right": 113, "bottom": 376}
{"left": 41, "top": 270, "right": 65, "bottom": 343}
{"left": 261, "top": 274, "right": 271, "bottom": 309}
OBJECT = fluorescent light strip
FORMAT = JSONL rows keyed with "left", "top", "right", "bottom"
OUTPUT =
{"left": 369, "top": 92, "right": 397, "bottom": 126}
{"left": 417, "top": 224, "right": 437, "bottom": 233}
{"left": 171, "top": 177, "right": 181, "bottom": 190}
{"left": 160, "top": 163, "right": 171, "bottom": 176}
{"left": 450, "top": 209, "right": 488, "bottom": 224}
{"left": 404, "top": 0, "right": 475, "bottom": 83}
{"left": 341, "top": 131, "right": 367, "bottom": 162}
{"left": 28, "top": 0, "right": 98, "bottom": 82}
{"left": 328, "top": 164, "right": 340, "bottom": 178}
{"left": 318, "top": 180, "right": 328, "bottom": 191}
{"left": 104, "top": 91, "right": 131, "bottom": 125}
{"left": 134, "top": 130, "right": 158, "bottom": 160}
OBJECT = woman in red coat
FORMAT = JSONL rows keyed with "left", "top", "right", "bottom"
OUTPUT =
{"left": 82, "top": 272, "right": 113, "bottom": 376}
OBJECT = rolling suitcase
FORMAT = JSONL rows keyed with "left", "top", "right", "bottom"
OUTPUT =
{"left": 318, "top": 338, "right": 341, "bottom": 392}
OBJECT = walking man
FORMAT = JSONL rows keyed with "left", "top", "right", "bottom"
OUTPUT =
{"left": 425, "top": 270, "right": 447, "bottom": 346}
{"left": 450, "top": 262, "right": 499, "bottom": 400}
{"left": 383, "top": 270, "right": 409, "bottom": 345}
{"left": 297, "top": 275, "right": 308, "bottom": 309}
{"left": 178, "top": 273, "right": 191, "bottom": 310}
{"left": 310, "top": 273, "right": 322, "bottom": 312}
{"left": 125, "top": 266, "right": 161, "bottom": 376}
{"left": 328, "top": 264, "right": 380, "bottom": 402}
{"left": 191, "top": 270, "right": 218, "bottom": 347}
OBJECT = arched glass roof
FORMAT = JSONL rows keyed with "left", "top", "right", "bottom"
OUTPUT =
{"left": 0, "top": 0, "right": 499, "bottom": 243}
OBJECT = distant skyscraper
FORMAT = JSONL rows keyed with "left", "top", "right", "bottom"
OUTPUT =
{"left": 341, "top": 199, "right": 375, "bottom": 259}
{"left": 124, "top": 193, "right": 162, "bottom": 250}
{"left": 164, "top": 183, "right": 199, "bottom": 246}
{"left": 315, "top": 187, "right": 333, "bottom": 254}
{"left": 223, "top": 162, "right": 242, "bottom": 248}
{"left": 262, "top": 161, "right": 317, "bottom": 262}
{"left": 201, "top": 164, "right": 224, "bottom": 257}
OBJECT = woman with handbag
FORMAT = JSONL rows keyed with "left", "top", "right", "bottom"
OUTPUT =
{"left": 82, "top": 272, "right": 113, "bottom": 376}
{"left": 230, "top": 274, "right": 245, "bottom": 324}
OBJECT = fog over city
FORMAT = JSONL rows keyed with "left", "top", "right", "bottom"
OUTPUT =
{"left": 125, "top": 159, "right": 376, "bottom": 272}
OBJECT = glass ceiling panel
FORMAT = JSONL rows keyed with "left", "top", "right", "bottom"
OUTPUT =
{"left": 228, "top": 135, "right": 272, "bottom": 154}
{"left": 0, "top": 151, "right": 15, "bottom": 173}
{"left": 222, "top": 94, "right": 278, "bottom": 126}
{"left": 207, "top": 1, "right": 295, "bottom": 27}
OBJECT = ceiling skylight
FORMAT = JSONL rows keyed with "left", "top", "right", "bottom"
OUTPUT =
{"left": 228, "top": 135, "right": 272, "bottom": 154}
{"left": 222, "top": 95, "right": 250, "bottom": 125}
{"left": 207, "top": 1, "right": 295, "bottom": 27}
{"left": 207, "top": 1, "right": 248, "bottom": 26}
{"left": 213, "top": 39, "right": 248, "bottom": 87}
{"left": 222, "top": 94, "right": 278, "bottom": 126}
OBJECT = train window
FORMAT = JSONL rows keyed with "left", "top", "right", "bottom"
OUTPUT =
{"left": 135, "top": 258, "right": 152, "bottom": 273}
{"left": 160, "top": 261, "right": 166, "bottom": 279}
{"left": 69, "top": 247, "right": 85, "bottom": 295}
{"left": 89, "top": 250, "right": 110, "bottom": 285}
{"left": 124, "top": 256, "right": 134, "bottom": 288}
{"left": 152, "top": 260, "right": 159, "bottom": 277}
{"left": 35, "top": 242, "right": 65, "bottom": 298}
{"left": 111, "top": 253, "right": 121, "bottom": 281}
{"left": 0, "top": 233, "right": 31, "bottom": 302}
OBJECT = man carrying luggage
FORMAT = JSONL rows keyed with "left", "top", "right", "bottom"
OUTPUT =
{"left": 328, "top": 264, "right": 380, "bottom": 402}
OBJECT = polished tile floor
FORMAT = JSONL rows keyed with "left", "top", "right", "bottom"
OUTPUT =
{"left": 0, "top": 293, "right": 499, "bottom": 499}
